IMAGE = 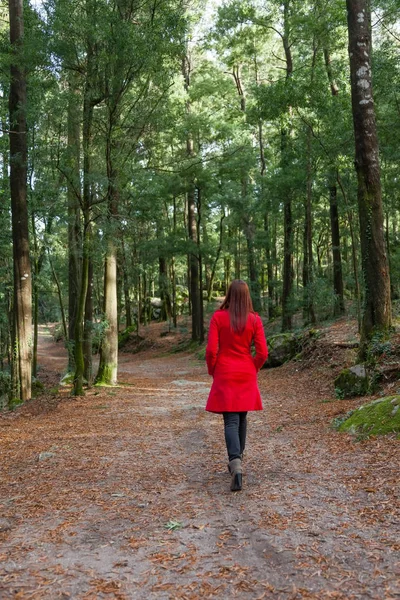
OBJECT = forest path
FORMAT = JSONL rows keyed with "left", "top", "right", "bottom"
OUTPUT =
{"left": 0, "top": 325, "right": 399, "bottom": 599}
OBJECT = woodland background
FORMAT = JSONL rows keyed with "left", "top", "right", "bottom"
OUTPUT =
{"left": 1, "top": 0, "right": 400, "bottom": 404}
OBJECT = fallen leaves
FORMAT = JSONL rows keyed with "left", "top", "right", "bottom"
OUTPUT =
{"left": 0, "top": 319, "right": 399, "bottom": 599}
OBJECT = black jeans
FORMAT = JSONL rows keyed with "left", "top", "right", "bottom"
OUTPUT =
{"left": 223, "top": 412, "right": 247, "bottom": 462}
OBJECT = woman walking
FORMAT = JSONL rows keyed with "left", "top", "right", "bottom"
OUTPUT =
{"left": 205, "top": 280, "right": 268, "bottom": 491}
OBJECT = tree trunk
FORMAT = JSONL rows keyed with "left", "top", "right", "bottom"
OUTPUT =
{"left": 346, "top": 0, "right": 391, "bottom": 352}
{"left": 83, "top": 254, "right": 93, "bottom": 385}
{"left": 233, "top": 63, "right": 261, "bottom": 311}
{"left": 337, "top": 174, "right": 362, "bottom": 330}
{"left": 207, "top": 211, "right": 225, "bottom": 301}
{"left": 323, "top": 48, "right": 345, "bottom": 317}
{"left": 9, "top": 0, "right": 32, "bottom": 402}
{"left": 158, "top": 255, "right": 172, "bottom": 321}
{"left": 73, "top": 78, "right": 94, "bottom": 395}
{"left": 121, "top": 236, "right": 132, "bottom": 328}
{"left": 264, "top": 212, "right": 274, "bottom": 318}
{"left": 281, "top": 0, "right": 294, "bottom": 332}
{"left": 49, "top": 254, "right": 68, "bottom": 342}
{"left": 329, "top": 182, "right": 345, "bottom": 316}
{"left": 188, "top": 185, "right": 201, "bottom": 340}
{"left": 196, "top": 186, "right": 205, "bottom": 342}
{"left": 73, "top": 217, "right": 90, "bottom": 396}
{"left": 303, "top": 126, "right": 316, "bottom": 325}
{"left": 67, "top": 76, "right": 81, "bottom": 374}
{"left": 96, "top": 128, "right": 119, "bottom": 386}
{"left": 171, "top": 196, "right": 177, "bottom": 327}
{"left": 182, "top": 52, "right": 202, "bottom": 341}
{"left": 282, "top": 193, "right": 294, "bottom": 331}
{"left": 96, "top": 240, "right": 118, "bottom": 385}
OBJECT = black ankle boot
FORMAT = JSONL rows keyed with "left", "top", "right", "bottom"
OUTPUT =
{"left": 228, "top": 458, "right": 242, "bottom": 491}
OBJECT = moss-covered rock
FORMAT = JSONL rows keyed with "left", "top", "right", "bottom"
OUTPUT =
{"left": 263, "top": 332, "right": 300, "bottom": 368}
{"left": 335, "top": 395, "right": 400, "bottom": 437}
{"left": 334, "top": 364, "right": 369, "bottom": 398}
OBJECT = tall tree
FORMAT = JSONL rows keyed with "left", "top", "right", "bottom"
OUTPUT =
{"left": 346, "top": 0, "right": 391, "bottom": 352}
{"left": 280, "top": 0, "right": 295, "bottom": 332}
{"left": 9, "top": 0, "right": 32, "bottom": 402}
{"left": 182, "top": 50, "right": 202, "bottom": 342}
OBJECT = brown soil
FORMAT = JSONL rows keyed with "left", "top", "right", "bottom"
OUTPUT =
{"left": 0, "top": 321, "right": 399, "bottom": 599}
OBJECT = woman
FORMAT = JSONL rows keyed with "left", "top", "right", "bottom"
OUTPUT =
{"left": 205, "top": 280, "right": 268, "bottom": 492}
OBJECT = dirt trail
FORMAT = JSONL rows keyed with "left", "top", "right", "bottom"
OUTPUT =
{"left": 0, "top": 325, "right": 399, "bottom": 599}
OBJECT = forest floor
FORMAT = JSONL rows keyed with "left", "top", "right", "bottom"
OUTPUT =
{"left": 0, "top": 318, "right": 399, "bottom": 600}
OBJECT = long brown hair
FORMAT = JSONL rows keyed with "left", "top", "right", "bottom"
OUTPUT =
{"left": 220, "top": 280, "right": 254, "bottom": 333}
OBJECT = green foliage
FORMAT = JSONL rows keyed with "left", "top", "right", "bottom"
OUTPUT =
{"left": 0, "top": 371, "right": 11, "bottom": 410}
{"left": 118, "top": 326, "right": 137, "bottom": 349}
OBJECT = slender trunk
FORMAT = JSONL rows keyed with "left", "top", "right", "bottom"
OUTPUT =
{"left": 264, "top": 212, "right": 274, "bottom": 317}
{"left": 346, "top": 0, "right": 391, "bottom": 352}
{"left": 67, "top": 76, "right": 81, "bottom": 374}
{"left": 96, "top": 241, "right": 118, "bottom": 385}
{"left": 207, "top": 211, "right": 225, "bottom": 301}
{"left": 31, "top": 214, "right": 39, "bottom": 379}
{"left": 234, "top": 229, "right": 240, "bottom": 279}
{"left": 282, "top": 194, "right": 293, "bottom": 331}
{"left": 9, "top": 0, "right": 32, "bottom": 402}
{"left": 281, "top": 1, "right": 294, "bottom": 332}
{"left": 188, "top": 185, "right": 201, "bottom": 340}
{"left": 385, "top": 211, "right": 395, "bottom": 300}
{"left": 337, "top": 175, "right": 361, "bottom": 329}
{"left": 172, "top": 196, "right": 177, "bottom": 327}
{"left": 83, "top": 254, "right": 93, "bottom": 385}
{"left": 182, "top": 52, "right": 201, "bottom": 341}
{"left": 121, "top": 236, "right": 132, "bottom": 328}
{"left": 233, "top": 63, "right": 261, "bottom": 311}
{"left": 159, "top": 255, "right": 172, "bottom": 321}
{"left": 329, "top": 182, "right": 345, "bottom": 315}
{"left": 96, "top": 129, "right": 119, "bottom": 385}
{"left": 73, "top": 217, "right": 90, "bottom": 395}
{"left": 49, "top": 254, "right": 68, "bottom": 341}
{"left": 323, "top": 48, "right": 345, "bottom": 317}
{"left": 73, "top": 78, "right": 93, "bottom": 395}
{"left": 303, "top": 127, "right": 316, "bottom": 325}
{"left": 197, "top": 186, "right": 204, "bottom": 342}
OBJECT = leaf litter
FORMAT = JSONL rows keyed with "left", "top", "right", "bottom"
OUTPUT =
{"left": 0, "top": 321, "right": 399, "bottom": 599}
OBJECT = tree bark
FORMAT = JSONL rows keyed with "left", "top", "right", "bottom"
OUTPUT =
{"left": 67, "top": 76, "right": 81, "bottom": 374}
{"left": 207, "top": 211, "right": 225, "bottom": 301}
{"left": 121, "top": 235, "right": 132, "bottom": 328}
{"left": 281, "top": 0, "right": 294, "bottom": 332}
{"left": 329, "top": 182, "right": 345, "bottom": 316}
{"left": 73, "top": 77, "right": 94, "bottom": 395}
{"left": 346, "top": 0, "right": 391, "bottom": 352}
{"left": 233, "top": 64, "right": 261, "bottom": 311}
{"left": 9, "top": 0, "right": 32, "bottom": 402}
{"left": 96, "top": 130, "right": 119, "bottom": 386}
{"left": 182, "top": 52, "right": 202, "bottom": 341}
{"left": 83, "top": 254, "right": 93, "bottom": 386}
{"left": 323, "top": 47, "right": 345, "bottom": 317}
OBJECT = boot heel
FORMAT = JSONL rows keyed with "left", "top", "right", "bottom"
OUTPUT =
{"left": 231, "top": 472, "right": 242, "bottom": 491}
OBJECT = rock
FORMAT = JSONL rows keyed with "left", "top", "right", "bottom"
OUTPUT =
{"left": 263, "top": 333, "right": 300, "bottom": 368}
{"left": 0, "top": 518, "right": 12, "bottom": 532}
{"left": 334, "top": 364, "right": 369, "bottom": 398}
{"left": 335, "top": 395, "right": 400, "bottom": 436}
{"left": 38, "top": 451, "right": 56, "bottom": 462}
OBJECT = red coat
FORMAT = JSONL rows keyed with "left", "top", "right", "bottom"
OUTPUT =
{"left": 205, "top": 309, "right": 268, "bottom": 413}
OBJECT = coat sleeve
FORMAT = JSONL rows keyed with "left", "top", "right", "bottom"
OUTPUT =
{"left": 205, "top": 314, "right": 219, "bottom": 376}
{"left": 252, "top": 315, "right": 268, "bottom": 371}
